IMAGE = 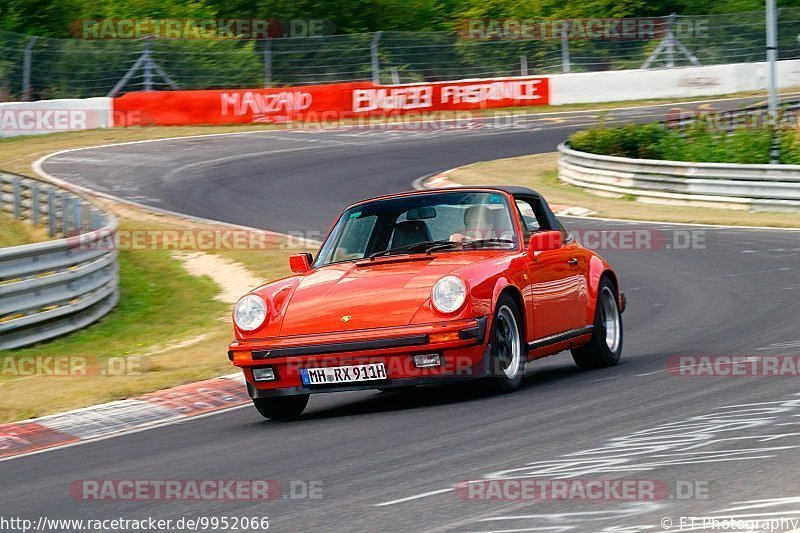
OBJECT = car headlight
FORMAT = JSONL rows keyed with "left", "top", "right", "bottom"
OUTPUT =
{"left": 431, "top": 276, "right": 467, "bottom": 314}
{"left": 234, "top": 294, "right": 268, "bottom": 331}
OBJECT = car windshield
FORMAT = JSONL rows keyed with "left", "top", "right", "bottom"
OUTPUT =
{"left": 314, "top": 191, "right": 518, "bottom": 267}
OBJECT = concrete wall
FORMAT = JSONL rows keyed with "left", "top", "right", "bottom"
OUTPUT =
{"left": 549, "top": 59, "right": 800, "bottom": 105}
{"left": 0, "top": 97, "right": 112, "bottom": 138}
{"left": 3, "top": 60, "right": 800, "bottom": 138}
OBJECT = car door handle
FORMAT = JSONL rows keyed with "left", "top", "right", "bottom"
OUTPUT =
{"left": 567, "top": 257, "right": 578, "bottom": 266}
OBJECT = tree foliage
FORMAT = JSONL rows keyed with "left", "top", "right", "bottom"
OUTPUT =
{"left": 2, "top": 0, "right": 799, "bottom": 37}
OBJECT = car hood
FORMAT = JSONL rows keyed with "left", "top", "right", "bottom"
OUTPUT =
{"left": 279, "top": 254, "right": 480, "bottom": 336}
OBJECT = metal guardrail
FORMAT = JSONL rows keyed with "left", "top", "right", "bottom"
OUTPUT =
{"left": 558, "top": 143, "right": 800, "bottom": 211}
{"left": 0, "top": 171, "right": 118, "bottom": 350}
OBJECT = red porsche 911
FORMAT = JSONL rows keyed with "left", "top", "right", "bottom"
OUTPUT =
{"left": 228, "top": 187, "right": 625, "bottom": 419}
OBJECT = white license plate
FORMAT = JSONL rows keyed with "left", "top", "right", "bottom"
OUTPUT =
{"left": 300, "top": 363, "right": 387, "bottom": 385}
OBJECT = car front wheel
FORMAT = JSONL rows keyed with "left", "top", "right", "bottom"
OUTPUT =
{"left": 252, "top": 394, "right": 309, "bottom": 420}
{"left": 485, "top": 294, "right": 526, "bottom": 393}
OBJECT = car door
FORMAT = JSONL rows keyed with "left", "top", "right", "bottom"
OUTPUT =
{"left": 515, "top": 196, "right": 588, "bottom": 340}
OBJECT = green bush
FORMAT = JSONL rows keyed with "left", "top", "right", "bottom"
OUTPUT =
{"left": 569, "top": 121, "right": 800, "bottom": 164}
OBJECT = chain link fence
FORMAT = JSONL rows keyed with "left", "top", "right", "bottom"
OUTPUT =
{"left": 3, "top": 9, "right": 800, "bottom": 101}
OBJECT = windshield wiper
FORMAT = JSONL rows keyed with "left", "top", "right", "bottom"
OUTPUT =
{"left": 366, "top": 238, "right": 513, "bottom": 260}
{"left": 367, "top": 240, "right": 451, "bottom": 260}
{"left": 424, "top": 240, "right": 465, "bottom": 254}
{"left": 462, "top": 238, "right": 516, "bottom": 249}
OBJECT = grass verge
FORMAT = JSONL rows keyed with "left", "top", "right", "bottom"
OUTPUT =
{"left": 0, "top": 213, "right": 49, "bottom": 247}
{"left": 448, "top": 152, "right": 800, "bottom": 228}
{"left": 0, "top": 205, "right": 309, "bottom": 422}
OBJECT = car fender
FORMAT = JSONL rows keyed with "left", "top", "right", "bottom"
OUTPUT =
{"left": 234, "top": 276, "right": 302, "bottom": 338}
{"left": 585, "top": 255, "right": 619, "bottom": 324}
{"left": 488, "top": 276, "right": 510, "bottom": 312}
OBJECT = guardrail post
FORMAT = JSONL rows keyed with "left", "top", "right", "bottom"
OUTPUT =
{"left": 48, "top": 189, "right": 56, "bottom": 236}
{"left": 61, "top": 193, "right": 70, "bottom": 236}
{"left": 12, "top": 177, "right": 22, "bottom": 219}
{"left": 89, "top": 209, "right": 102, "bottom": 230}
{"left": 72, "top": 201, "right": 84, "bottom": 234}
{"left": 30, "top": 182, "right": 40, "bottom": 226}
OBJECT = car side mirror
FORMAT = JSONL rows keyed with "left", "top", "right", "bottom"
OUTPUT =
{"left": 528, "top": 230, "right": 563, "bottom": 252}
{"left": 289, "top": 253, "right": 313, "bottom": 273}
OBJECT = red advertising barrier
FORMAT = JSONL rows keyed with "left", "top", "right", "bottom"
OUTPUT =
{"left": 112, "top": 77, "right": 549, "bottom": 127}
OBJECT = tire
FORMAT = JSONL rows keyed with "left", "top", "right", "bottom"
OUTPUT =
{"left": 252, "top": 394, "right": 309, "bottom": 420}
{"left": 485, "top": 293, "right": 526, "bottom": 393}
{"left": 571, "top": 277, "right": 623, "bottom": 370}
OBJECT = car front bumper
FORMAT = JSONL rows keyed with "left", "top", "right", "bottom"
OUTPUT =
{"left": 229, "top": 317, "right": 491, "bottom": 397}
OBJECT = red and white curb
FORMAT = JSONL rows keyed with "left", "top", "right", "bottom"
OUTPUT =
{"left": 414, "top": 169, "right": 595, "bottom": 217}
{"left": 0, "top": 372, "right": 250, "bottom": 461}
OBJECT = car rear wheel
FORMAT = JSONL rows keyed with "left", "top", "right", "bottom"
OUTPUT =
{"left": 485, "top": 294, "right": 526, "bottom": 393}
{"left": 571, "top": 278, "right": 623, "bottom": 370}
{"left": 252, "top": 394, "right": 309, "bottom": 420}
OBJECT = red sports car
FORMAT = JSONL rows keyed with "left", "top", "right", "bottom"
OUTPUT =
{"left": 228, "top": 187, "right": 625, "bottom": 420}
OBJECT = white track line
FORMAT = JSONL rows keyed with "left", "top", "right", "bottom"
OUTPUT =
{"left": 0, "top": 403, "right": 249, "bottom": 464}
{"left": 374, "top": 487, "right": 454, "bottom": 506}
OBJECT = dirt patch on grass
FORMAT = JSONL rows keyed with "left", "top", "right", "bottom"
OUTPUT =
{"left": 174, "top": 251, "right": 263, "bottom": 304}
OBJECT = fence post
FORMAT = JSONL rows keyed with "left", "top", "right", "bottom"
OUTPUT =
{"left": 520, "top": 55, "right": 528, "bottom": 76}
{"left": 767, "top": 0, "right": 780, "bottom": 164}
{"left": 561, "top": 31, "right": 571, "bottom": 73}
{"left": 390, "top": 67, "right": 400, "bottom": 84}
{"left": 22, "top": 36, "right": 38, "bottom": 102}
{"left": 665, "top": 13, "right": 676, "bottom": 68}
{"left": 143, "top": 38, "right": 153, "bottom": 91}
{"left": 263, "top": 38, "right": 273, "bottom": 88}
{"left": 371, "top": 31, "right": 383, "bottom": 84}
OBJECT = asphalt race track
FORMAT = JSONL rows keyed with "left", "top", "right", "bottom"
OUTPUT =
{"left": 3, "top": 97, "right": 800, "bottom": 532}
